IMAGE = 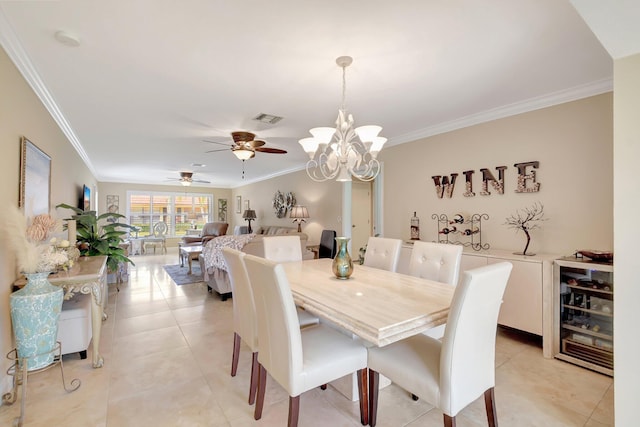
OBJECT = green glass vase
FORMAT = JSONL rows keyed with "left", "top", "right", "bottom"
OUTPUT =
{"left": 332, "top": 237, "right": 353, "bottom": 279}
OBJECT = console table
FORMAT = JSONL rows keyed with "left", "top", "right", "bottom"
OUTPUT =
{"left": 15, "top": 256, "right": 108, "bottom": 368}
{"left": 398, "top": 243, "right": 558, "bottom": 358}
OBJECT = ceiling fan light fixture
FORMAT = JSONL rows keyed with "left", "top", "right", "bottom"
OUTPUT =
{"left": 233, "top": 148, "right": 254, "bottom": 160}
{"left": 181, "top": 180, "right": 191, "bottom": 187}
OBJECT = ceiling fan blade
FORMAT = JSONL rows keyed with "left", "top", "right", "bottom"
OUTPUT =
{"left": 255, "top": 147, "right": 287, "bottom": 154}
{"left": 193, "top": 179, "right": 211, "bottom": 184}
{"left": 206, "top": 148, "right": 233, "bottom": 153}
{"left": 246, "top": 140, "right": 266, "bottom": 148}
{"left": 203, "top": 139, "right": 233, "bottom": 147}
{"left": 231, "top": 131, "right": 256, "bottom": 144}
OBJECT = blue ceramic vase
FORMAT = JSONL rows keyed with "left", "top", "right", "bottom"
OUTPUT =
{"left": 332, "top": 237, "right": 354, "bottom": 279}
{"left": 10, "top": 272, "right": 64, "bottom": 370}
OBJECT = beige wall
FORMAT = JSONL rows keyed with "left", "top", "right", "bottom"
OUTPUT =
{"left": 230, "top": 94, "right": 613, "bottom": 258}
{"left": 379, "top": 93, "right": 613, "bottom": 255}
{"left": 232, "top": 170, "right": 343, "bottom": 245}
{"left": 0, "top": 46, "right": 97, "bottom": 393}
{"left": 97, "top": 182, "right": 232, "bottom": 247}
{"left": 613, "top": 53, "right": 640, "bottom": 426}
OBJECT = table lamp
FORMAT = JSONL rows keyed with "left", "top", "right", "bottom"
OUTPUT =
{"left": 243, "top": 209, "right": 257, "bottom": 233}
{"left": 290, "top": 205, "right": 309, "bottom": 232}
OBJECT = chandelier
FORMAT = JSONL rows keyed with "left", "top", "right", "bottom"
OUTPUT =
{"left": 299, "top": 56, "right": 387, "bottom": 182}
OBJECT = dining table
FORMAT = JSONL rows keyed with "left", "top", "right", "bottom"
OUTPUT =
{"left": 281, "top": 258, "right": 455, "bottom": 347}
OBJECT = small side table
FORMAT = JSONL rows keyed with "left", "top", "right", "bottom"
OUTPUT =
{"left": 129, "top": 238, "right": 143, "bottom": 256}
{"left": 179, "top": 245, "right": 203, "bottom": 274}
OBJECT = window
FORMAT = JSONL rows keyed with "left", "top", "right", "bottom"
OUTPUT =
{"left": 127, "top": 191, "right": 213, "bottom": 237}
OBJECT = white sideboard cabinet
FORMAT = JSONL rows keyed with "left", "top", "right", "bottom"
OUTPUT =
{"left": 399, "top": 243, "right": 557, "bottom": 358}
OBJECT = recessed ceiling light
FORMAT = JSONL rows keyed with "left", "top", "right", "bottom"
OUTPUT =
{"left": 54, "top": 30, "right": 81, "bottom": 47}
{"left": 253, "top": 113, "right": 283, "bottom": 125}
{"left": 191, "top": 163, "right": 205, "bottom": 167}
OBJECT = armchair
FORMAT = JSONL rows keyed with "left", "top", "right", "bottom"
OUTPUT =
{"left": 181, "top": 222, "right": 229, "bottom": 247}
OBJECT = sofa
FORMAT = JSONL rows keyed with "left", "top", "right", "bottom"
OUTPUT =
{"left": 198, "top": 226, "right": 313, "bottom": 299}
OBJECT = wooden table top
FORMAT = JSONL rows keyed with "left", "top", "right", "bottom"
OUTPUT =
{"left": 282, "top": 259, "right": 454, "bottom": 347}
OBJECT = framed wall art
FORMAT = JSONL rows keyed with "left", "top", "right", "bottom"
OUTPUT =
{"left": 218, "top": 198, "right": 228, "bottom": 222}
{"left": 106, "top": 195, "right": 119, "bottom": 223}
{"left": 236, "top": 195, "right": 242, "bottom": 214}
{"left": 19, "top": 137, "right": 51, "bottom": 216}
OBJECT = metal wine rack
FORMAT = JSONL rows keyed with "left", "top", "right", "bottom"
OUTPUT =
{"left": 432, "top": 213, "right": 490, "bottom": 251}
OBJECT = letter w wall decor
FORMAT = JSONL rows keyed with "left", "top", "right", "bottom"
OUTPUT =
{"left": 432, "top": 174, "right": 458, "bottom": 199}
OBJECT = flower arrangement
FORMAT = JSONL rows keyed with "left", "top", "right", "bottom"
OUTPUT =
{"left": 0, "top": 205, "right": 73, "bottom": 273}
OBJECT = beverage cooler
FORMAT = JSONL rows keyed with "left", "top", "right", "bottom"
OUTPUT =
{"left": 554, "top": 257, "right": 613, "bottom": 376}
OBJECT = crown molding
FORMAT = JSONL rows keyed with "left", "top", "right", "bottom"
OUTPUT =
{"left": 388, "top": 78, "right": 613, "bottom": 147}
{"left": 0, "top": 6, "right": 99, "bottom": 179}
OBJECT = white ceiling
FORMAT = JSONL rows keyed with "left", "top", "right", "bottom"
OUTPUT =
{"left": 0, "top": 0, "right": 613, "bottom": 188}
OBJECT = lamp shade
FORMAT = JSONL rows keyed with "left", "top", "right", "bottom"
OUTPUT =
{"left": 289, "top": 205, "right": 309, "bottom": 219}
{"left": 242, "top": 209, "right": 257, "bottom": 220}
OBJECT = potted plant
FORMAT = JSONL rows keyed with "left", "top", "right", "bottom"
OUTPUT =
{"left": 56, "top": 203, "right": 135, "bottom": 273}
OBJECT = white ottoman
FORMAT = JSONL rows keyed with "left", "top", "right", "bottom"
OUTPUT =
{"left": 57, "top": 293, "right": 92, "bottom": 359}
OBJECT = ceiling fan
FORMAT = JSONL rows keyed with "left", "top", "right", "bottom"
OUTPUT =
{"left": 204, "top": 131, "right": 287, "bottom": 160}
{"left": 166, "top": 171, "right": 210, "bottom": 187}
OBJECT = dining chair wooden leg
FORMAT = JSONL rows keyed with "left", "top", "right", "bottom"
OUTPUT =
{"left": 248, "top": 352, "right": 259, "bottom": 405}
{"left": 368, "top": 369, "right": 379, "bottom": 427}
{"left": 254, "top": 364, "right": 267, "bottom": 420}
{"left": 288, "top": 395, "right": 300, "bottom": 427}
{"left": 231, "top": 332, "right": 241, "bottom": 376}
{"left": 484, "top": 387, "right": 498, "bottom": 427}
{"left": 444, "top": 414, "right": 456, "bottom": 427}
{"left": 356, "top": 368, "right": 369, "bottom": 425}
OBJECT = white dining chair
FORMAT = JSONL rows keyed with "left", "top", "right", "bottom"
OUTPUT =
{"left": 243, "top": 254, "right": 369, "bottom": 427}
{"left": 263, "top": 235, "right": 303, "bottom": 262}
{"left": 223, "top": 248, "right": 321, "bottom": 405}
{"left": 262, "top": 235, "right": 319, "bottom": 328}
{"left": 222, "top": 248, "right": 260, "bottom": 405}
{"left": 363, "top": 236, "right": 402, "bottom": 272}
{"left": 409, "top": 241, "right": 463, "bottom": 340}
{"left": 367, "top": 262, "right": 513, "bottom": 427}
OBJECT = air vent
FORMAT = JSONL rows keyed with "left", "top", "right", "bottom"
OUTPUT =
{"left": 191, "top": 163, "right": 205, "bottom": 168}
{"left": 253, "top": 113, "right": 283, "bottom": 125}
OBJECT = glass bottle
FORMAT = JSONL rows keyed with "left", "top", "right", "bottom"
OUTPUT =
{"left": 410, "top": 212, "right": 420, "bottom": 240}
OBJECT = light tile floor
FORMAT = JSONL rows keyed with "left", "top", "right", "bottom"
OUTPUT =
{"left": 0, "top": 250, "right": 614, "bottom": 427}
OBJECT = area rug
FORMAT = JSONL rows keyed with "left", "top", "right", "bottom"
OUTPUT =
{"left": 163, "top": 263, "right": 204, "bottom": 286}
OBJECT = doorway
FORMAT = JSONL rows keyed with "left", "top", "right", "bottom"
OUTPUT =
{"left": 351, "top": 180, "right": 372, "bottom": 255}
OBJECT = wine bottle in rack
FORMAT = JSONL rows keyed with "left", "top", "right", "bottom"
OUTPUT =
{"left": 461, "top": 227, "right": 479, "bottom": 236}
{"left": 449, "top": 214, "right": 465, "bottom": 224}
{"left": 439, "top": 226, "right": 457, "bottom": 235}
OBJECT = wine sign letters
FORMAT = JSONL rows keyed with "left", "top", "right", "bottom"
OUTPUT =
{"left": 432, "top": 161, "right": 540, "bottom": 199}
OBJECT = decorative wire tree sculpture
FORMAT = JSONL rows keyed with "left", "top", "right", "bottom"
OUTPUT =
{"left": 505, "top": 202, "right": 547, "bottom": 256}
